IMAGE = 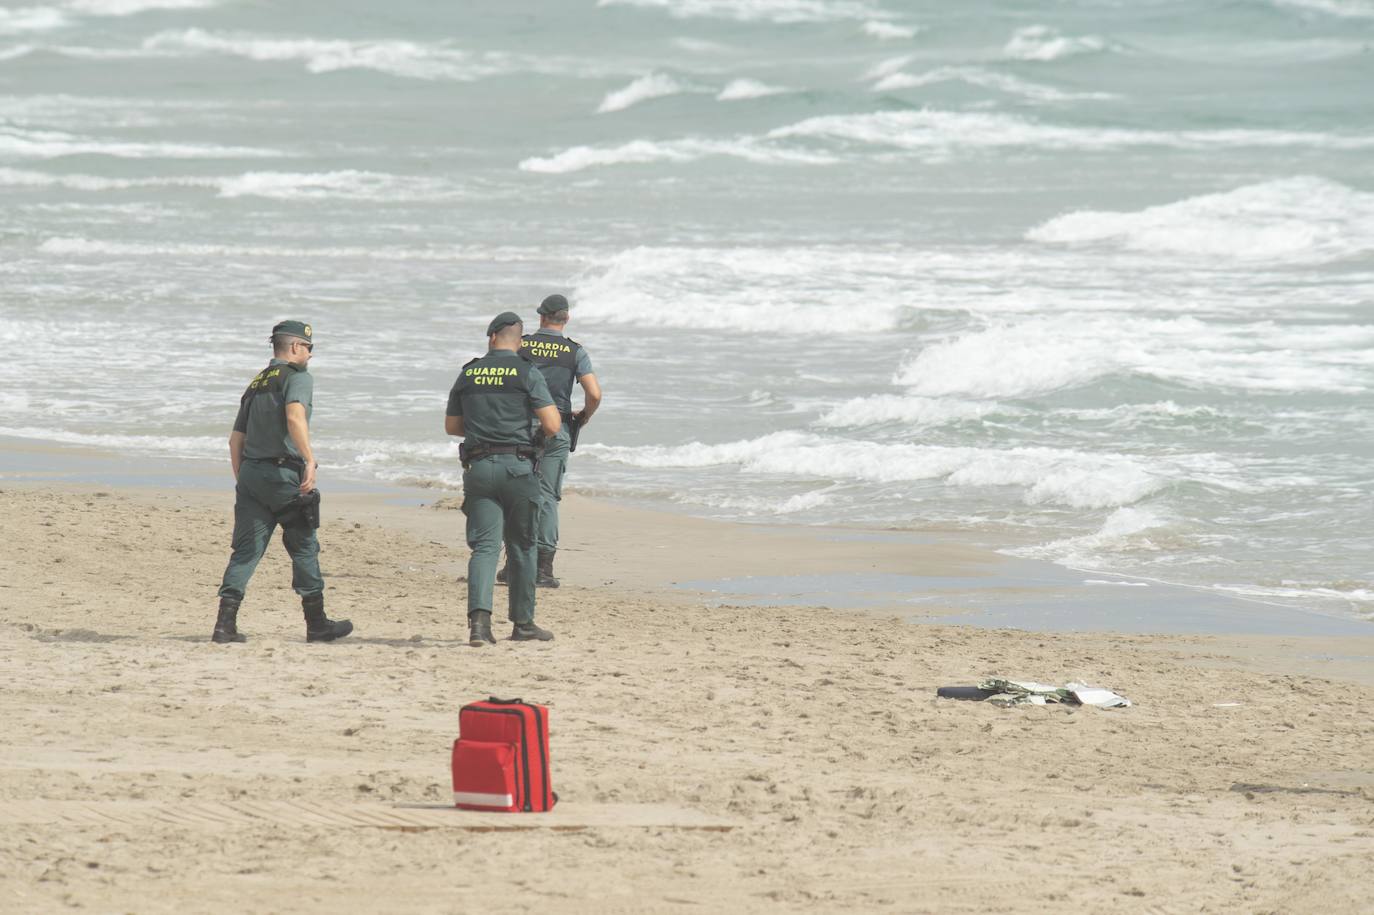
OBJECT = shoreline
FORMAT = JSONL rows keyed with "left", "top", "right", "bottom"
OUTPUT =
{"left": 2, "top": 433, "right": 1369, "bottom": 640}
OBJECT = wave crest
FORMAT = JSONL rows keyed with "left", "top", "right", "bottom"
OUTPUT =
{"left": 598, "top": 73, "right": 689, "bottom": 113}
{"left": 596, "top": 0, "right": 891, "bottom": 24}
{"left": 1003, "top": 25, "right": 1109, "bottom": 61}
{"left": 1027, "top": 177, "right": 1374, "bottom": 263}
{"left": 587, "top": 432, "right": 1167, "bottom": 509}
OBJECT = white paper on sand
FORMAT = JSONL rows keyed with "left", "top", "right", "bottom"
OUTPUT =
{"left": 1065, "top": 683, "right": 1132, "bottom": 708}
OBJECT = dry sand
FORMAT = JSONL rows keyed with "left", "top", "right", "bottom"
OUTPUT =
{"left": 1, "top": 476, "right": 1372, "bottom": 914}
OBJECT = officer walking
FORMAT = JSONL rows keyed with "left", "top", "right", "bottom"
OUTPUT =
{"left": 212, "top": 320, "right": 353, "bottom": 644}
{"left": 445, "top": 312, "right": 562, "bottom": 646}
{"left": 497, "top": 293, "right": 601, "bottom": 588}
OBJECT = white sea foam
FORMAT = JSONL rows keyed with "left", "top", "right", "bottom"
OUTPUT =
{"left": 0, "top": 44, "right": 36, "bottom": 60}
{"left": 872, "top": 66, "right": 1115, "bottom": 102}
{"left": 139, "top": 29, "right": 624, "bottom": 81}
{"left": 717, "top": 78, "right": 788, "bottom": 100}
{"left": 1273, "top": 0, "right": 1374, "bottom": 18}
{"left": 214, "top": 170, "right": 458, "bottom": 201}
{"left": 814, "top": 395, "right": 1001, "bottom": 428}
{"left": 1213, "top": 582, "right": 1374, "bottom": 610}
{"left": 0, "top": 7, "right": 69, "bottom": 35}
{"left": 598, "top": 73, "right": 689, "bottom": 113}
{"left": 37, "top": 236, "right": 541, "bottom": 262}
{"left": 65, "top": 0, "right": 219, "bottom": 15}
{"left": 672, "top": 37, "right": 732, "bottom": 53}
{"left": 597, "top": 0, "right": 889, "bottom": 24}
{"left": 0, "top": 167, "right": 455, "bottom": 200}
{"left": 530, "top": 111, "right": 1374, "bottom": 174}
{"left": 768, "top": 110, "right": 1374, "bottom": 153}
{"left": 1003, "top": 25, "right": 1109, "bottom": 61}
{"left": 572, "top": 245, "right": 941, "bottom": 333}
{"left": 862, "top": 54, "right": 913, "bottom": 80}
{"left": 862, "top": 20, "right": 917, "bottom": 40}
{"left": 0, "top": 425, "right": 224, "bottom": 458}
{"left": 896, "top": 315, "right": 1374, "bottom": 398}
{"left": 587, "top": 432, "right": 1166, "bottom": 508}
{"left": 0, "top": 125, "right": 283, "bottom": 159}
{"left": 897, "top": 321, "right": 1120, "bottom": 399}
{"left": 519, "top": 137, "right": 837, "bottom": 174}
{"left": 1028, "top": 177, "right": 1374, "bottom": 264}
{"left": 674, "top": 489, "right": 831, "bottom": 515}
{"left": 142, "top": 29, "right": 486, "bottom": 79}
{"left": 1016, "top": 507, "right": 1176, "bottom": 569}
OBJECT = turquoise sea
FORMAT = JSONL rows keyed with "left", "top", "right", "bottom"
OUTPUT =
{"left": 1, "top": 0, "right": 1371, "bottom": 620}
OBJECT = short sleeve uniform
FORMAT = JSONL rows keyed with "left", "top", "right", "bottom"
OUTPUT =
{"left": 235, "top": 359, "right": 313, "bottom": 460}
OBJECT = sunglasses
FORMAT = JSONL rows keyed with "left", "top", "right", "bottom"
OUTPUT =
{"left": 294, "top": 340, "right": 314, "bottom": 352}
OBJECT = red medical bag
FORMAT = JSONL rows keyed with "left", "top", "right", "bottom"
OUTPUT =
{"left": 451, "top": 698, "right": 556, "bottom": 812}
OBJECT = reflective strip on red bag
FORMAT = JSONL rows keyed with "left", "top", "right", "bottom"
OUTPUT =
{"left": 453, "top": 791, "right": 514, "bottom": 808}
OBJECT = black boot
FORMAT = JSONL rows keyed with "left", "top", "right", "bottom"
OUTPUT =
{"left": 302, "top": 594, "right": 353, "bottom": 643}
{"left": 511, "top": 621, "right": 555, "bottom": 642}
{"left": 468, "top": 610, "right": 496, "bottom": 647}
{"left": 535, "top": 550, "right": 560, "bottom": 589}
{"left": 211, "top": 596, "right": 246, "bottom": 644}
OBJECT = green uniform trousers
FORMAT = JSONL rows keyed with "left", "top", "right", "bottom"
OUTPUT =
{"left": 536, "top": 426, "right": 571, "bottom": 555}
{"left": 218, "top": 459, "right": 324, "bottom": 601}
{"left": 463, "top": 453, "right": 540, "bottom": 623}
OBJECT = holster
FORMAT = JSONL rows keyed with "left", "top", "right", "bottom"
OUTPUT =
{"left": 275, "top": 489, "right": 321, "bottom": 530}
{"left": 566, "top": 414, "right": 581, "bottom": 453}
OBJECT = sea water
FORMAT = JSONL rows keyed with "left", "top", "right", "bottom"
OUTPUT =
{"left": 1, "top": 0, "right": 1371, "bottom": 621}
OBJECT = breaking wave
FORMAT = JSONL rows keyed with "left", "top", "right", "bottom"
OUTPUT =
{"left": 0, "top": 167, "right": 462, "bottom": 200}
{"left": 67, "top": 0, "right": 219, "bottom": 14}
{"left": 717, "top": 78, "right": 788, "bottom": 100}
{"left": 596, "top": 0, "right": 892, "bottom": 24}
{"left": 895, "top": 315, "right": 1374, "bottom": 398}
{"left": 139, "top": 29, "right": 629, "bottom": 81}
{"left": 0, "top": 8, "right": 69, "bottom": 36}
{"left": 519, "top": 137, "right": 836, "bottom": 174}
{"left": 863, "top": 20, "right": 918, "bottom": 40}
{"left": 871, "top": 66, "right": 1115, "bottom": 102}
{"left": 522, "top": 111, "right": 1374, "bottom": 173}
{"left": 598, "top": 73, "right": 690, "bottom": 113}
{"left": 1003, "top": 25, "right": 1110, "bottom": 61}
{"left": 0, "top": 124, "right": 283, "bottom": 159}
{"left": 586, "top": 431, "right": 1169, "bottom": 509}
{"left": 815, "top": 395, "right": 1004, "bottom": 429}
{"left": 571, "top": 245, "right": 949, "bottom": 334}
{"left": 1027, "top": 177, "right": 1374, "bottom": 264}
{"left": 1272, "top": 0, "right": 1374, "bottom": 18}
{"left": 37, "top": 236, "right": 539, "bottom": 261}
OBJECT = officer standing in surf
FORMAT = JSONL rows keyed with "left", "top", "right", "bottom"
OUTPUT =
{"left": 496, "top": 293, "right": 601, "bottom": 588}
{"left": 446, "top": 312, "right": 562, "bottom": 646}
{"left": 212, "top": 320, "right": 353, "bottom": 645}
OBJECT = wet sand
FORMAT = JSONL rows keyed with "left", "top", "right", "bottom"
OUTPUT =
{"left": 1, "top": 440, "right": 1372, "bottom": 913}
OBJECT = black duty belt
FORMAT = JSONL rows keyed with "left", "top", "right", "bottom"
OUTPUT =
{"left": 247, "top": 455, "right": 306, "bottom": 471}
{"left": 460, "top": 442, "right": 537, "bottom": 469}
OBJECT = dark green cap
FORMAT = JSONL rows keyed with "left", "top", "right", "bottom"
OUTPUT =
{"left": 486, "top": 311, "right": 522, "bottom": 336}
{"left": 272, "top": 319, "right": 313, "bottom": 342}
{"left": 537, "top": 294, "right": 569, "bottom": 316}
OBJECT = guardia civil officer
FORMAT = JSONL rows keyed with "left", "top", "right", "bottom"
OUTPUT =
{"left": 498, "top": 293, "right": 601, "bottom": 588}
{"left": 445, "top": 312, "right": 562, "bottom": 646}
{"left": 212, "top": 321, "right": 353, "bottom": 644}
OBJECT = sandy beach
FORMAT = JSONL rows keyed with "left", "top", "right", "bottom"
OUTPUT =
{"left": 1, "top": 445, "right": 1372, "bottom": 914}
